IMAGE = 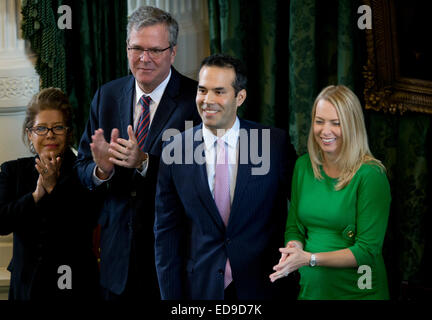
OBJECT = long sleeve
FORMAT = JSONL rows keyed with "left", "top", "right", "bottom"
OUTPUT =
{"left": 0, "top": 162, "right": 36, "bottom": 235}
{"left": 284, "top": 158, "right": 306, "bottom": 245}
{"left": 348, "top": 165, "right": 391, "bottom": 266}
{"left": 1, "top": 152, "right": 101, "bottom": 236}
{"left": 76, "top": 84, "right": 157, "bottom": 194}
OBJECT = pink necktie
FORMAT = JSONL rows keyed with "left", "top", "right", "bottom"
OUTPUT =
{"left": 136, "top": 95, "right": 151, "bottom": 151}
{"left": 214, "top": 139, "right": 232, "bottom": 288}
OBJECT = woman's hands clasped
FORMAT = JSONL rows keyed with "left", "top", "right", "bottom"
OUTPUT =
{"left": 32, "top": 151, "right": 62, "bottom": 203}
{"left": 269, "top": 240, "right": 311, "bottom": 283}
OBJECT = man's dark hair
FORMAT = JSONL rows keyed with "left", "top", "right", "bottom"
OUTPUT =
{"left": 199, "top": 53, "right": 247, "bottom": 96}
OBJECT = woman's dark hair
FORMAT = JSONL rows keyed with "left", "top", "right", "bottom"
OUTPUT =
{"left": 22, "top": 87, "right": 74, "bottom": 152}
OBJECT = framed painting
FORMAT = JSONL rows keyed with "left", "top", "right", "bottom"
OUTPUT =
{"left": 363, "top": 0, "right": 432, "bottom": 114}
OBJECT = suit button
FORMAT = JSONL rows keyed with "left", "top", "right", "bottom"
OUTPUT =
{"left": 226, "top": 238, "right": 231, "bottom": 244}
{"left": 218, "top": 269, "right": 224, "bottom": 275}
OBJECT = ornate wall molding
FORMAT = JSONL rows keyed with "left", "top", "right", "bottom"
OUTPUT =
{"left": 0, "top": 0, "right": 39, "bottom": 108}
{"left": 0, "top": 76, "right": 39, "bottom": 107}
{"left": 0, "top": 0, "right": 39, "bottom": 110}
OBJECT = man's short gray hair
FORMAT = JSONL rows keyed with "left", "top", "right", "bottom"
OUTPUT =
{"left": 127, "top": 6, "right": 179, "bottom": 47}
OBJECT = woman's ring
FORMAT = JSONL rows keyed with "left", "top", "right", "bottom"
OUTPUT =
{"left": 42, "top": 168, "right": 48, "bottom": 174}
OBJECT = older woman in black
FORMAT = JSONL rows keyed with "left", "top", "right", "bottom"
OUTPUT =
{"left": 0, "top": 88, "right": 100, "bottom": 300}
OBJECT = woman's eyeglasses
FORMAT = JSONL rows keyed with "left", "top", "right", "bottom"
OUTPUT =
{"left": 30, "top": 126, "right": 68, "bottom": 136}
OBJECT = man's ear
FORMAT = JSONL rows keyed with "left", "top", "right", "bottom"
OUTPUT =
{"left": 170, "top": 45, "right": 177, "bottom": 64}
{"left": 236, "top": 89, "right": 247, "bottom": 107}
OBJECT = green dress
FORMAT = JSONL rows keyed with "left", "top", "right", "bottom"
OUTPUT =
{"left": 285, "top": 154, "right": 391, "bottom": 300}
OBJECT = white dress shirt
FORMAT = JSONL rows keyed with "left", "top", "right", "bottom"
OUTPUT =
{"left": 202, "top": 117, "right": 240, "bottom": 203}
{"left": 133, "top": 69, "right": 171, "bottom": 132}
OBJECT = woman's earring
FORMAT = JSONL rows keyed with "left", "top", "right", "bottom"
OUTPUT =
{"left": 30, "top": 141, "right": 35, "bottom": 154}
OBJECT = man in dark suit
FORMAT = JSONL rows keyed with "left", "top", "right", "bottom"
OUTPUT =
{"left": 154, "top": 54, "right": 297, "bottom": 300}
{"left": 76, "top": 6, "right": 200, "bottom": 300}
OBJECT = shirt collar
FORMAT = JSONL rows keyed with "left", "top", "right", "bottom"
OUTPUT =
{"left": 202, "top": 117, "right": 240, "bottom": 151}
{"left": 135, "top": 68, "right": 172, "bottom": 105}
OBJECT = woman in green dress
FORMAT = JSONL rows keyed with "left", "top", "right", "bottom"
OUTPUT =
{"left": 269, "top": 85, "right": 391, "bottom": 299}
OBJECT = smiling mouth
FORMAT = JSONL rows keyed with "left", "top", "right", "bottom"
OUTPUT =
{"left": 203, "top": 110, "right": 218, "bottom": 114}
{"left": 201, "top": 105, "right": 220, "bottom": 115}
{"left": 321, "top": 138, "right": 336, "bottom": 144}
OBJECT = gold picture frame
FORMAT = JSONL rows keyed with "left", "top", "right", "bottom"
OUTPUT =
{"left": 363, "top": 0, "right": 432, "bottom": 115}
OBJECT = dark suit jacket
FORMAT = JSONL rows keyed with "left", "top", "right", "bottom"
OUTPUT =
{"left": 0, "top": 149, "right": 99, "bottom": 300}
{"left": 76, "top": 67, "right": 201, "bottom": 296}
{"left": 154, "top": 119, "right": 292, "bottom": 300}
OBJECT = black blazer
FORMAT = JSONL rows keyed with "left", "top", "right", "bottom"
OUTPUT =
{"left": 155, "top": 119, "right": 296, "bottom": 299}
{"left": 0, "top": 149, "right": 100, "bottom": 300}
{"left": 76, "top": 67, "right": 201, "bottom": 296}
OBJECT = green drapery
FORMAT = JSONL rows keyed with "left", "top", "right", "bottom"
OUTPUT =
{"left": 208, "top": 0, "right": 289, "bottom": 127}
{"left": 63, "top": 0, "right": 128, "bottom": 145}
{"left": 21, "top": 0, "right": 129, "bottom": 145}
{"left": 209, "top": 0, "right": 431, "bottom": 299}
{"left": 21, "top": 0, "right": 67, "bottom": 91}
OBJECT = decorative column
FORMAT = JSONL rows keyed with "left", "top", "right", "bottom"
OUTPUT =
{"left": 0, "top": 0, "right": 39, "bottom": 294}
{"left": 0, "top": 0, "right": 39, "bottom": 160}
{"left": 127, "top": 0, "right": 210, "bottom": 80}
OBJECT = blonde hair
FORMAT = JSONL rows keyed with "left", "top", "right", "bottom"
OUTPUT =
{"left": 307, "top": 85, "right": 384, "bottom": 190}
